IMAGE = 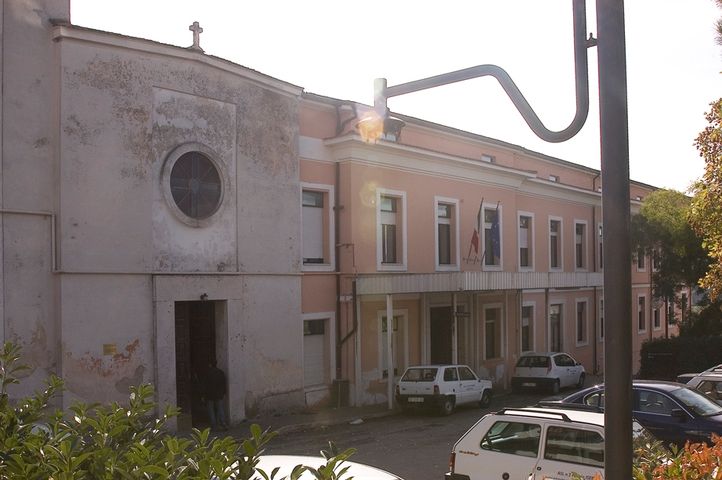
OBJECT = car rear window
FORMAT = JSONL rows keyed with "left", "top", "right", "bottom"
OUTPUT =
{"left": 544, "top": 426, "right": 603, "bottom": 467}
{"left": 480, "top": 421, "right": 541, "bottom": 458}
{"left": 401, "top": 368, "right": 438, "bottom": 382}
{"left": 516, "top": 356, "right": 550, "bottom": 368}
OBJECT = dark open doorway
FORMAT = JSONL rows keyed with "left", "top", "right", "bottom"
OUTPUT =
{"left": 175, "top": 301, "right": 216, "bottom": 429}
{"left": 430, "top": 306, "right": 453, "bottom": 364}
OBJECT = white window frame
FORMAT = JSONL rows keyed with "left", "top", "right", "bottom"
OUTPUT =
{"left": 548, "top": 216, "right": 563, "bottom": 271}
{"left": 434, "top": 196, "right": 460, "bottom": 271}
{"left": 301, "top": 311, "right": 336, "bottom": 388}
{"left": 637, "top": 294, "right": 647, "bottom": 333}
{"left": 520, "top": 301, "right": 536, "bottom": 353}
{"left": 574, "top": 219, "right": 588, "bottom": 272}
{"left": 548, "top": 300, "right": 565, "bottom": 352}
{"left": 653, "top": 305, "right": 662, "bottom": 331}
{"left": 482, "top": 203, "right": 503, "bottom": 271}
{"left": 376, "top": 188, "right": 407, "bottom": 271}
{"left": 377, "top": 309, "right": 409, "bottom": 382}
{"left": 517, "top": 211, "right": 535, "bottom": 271}
{"left": 636, "top": 248, "right": 647, "bottom": 272}
{"left": 483, "top": 303, "right": 505, "bottom": 360}
{"left": 597, "top": 222, "right": 604, "bottom": 271}
{"left": 301, "top": 182, "right": 335, "bottom": 272}
{"left": 575, "top": 298, "right": 589, "bottom": 347}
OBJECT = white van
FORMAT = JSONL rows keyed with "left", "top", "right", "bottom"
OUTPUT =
{"left": 445, "top": 406, "right": 649, "bottom": 479}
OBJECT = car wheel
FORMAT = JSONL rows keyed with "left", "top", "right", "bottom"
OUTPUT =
{"left": 576, "top": 373, "right": 586, "bottom": 389}
{"left": 551, "top": 379, "right": 560, "bottom": 394}
{"left": 439, "top": 397, "right": 455, "bottom": 416}
{"left": 479, "top": 390, "right": 492, "bottom": 408}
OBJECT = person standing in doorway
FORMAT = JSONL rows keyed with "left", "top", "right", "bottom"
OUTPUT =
{"left": 204, "top": 359, "right": 228, "bottom": 430}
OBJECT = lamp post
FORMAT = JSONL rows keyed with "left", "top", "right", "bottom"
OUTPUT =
{"left": 363, "top": 0, "right": 632, "bottom": 477}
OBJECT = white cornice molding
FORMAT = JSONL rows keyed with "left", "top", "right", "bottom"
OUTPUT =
{"left": 52, "top": 25, "right": 303, "bottom": 98}
{"left": 323, "top": 135, "right": 534, "bottom": 189}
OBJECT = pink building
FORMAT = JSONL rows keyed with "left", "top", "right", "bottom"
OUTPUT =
{"left": 298, "top": 94, "right": 679, "bottom": 407}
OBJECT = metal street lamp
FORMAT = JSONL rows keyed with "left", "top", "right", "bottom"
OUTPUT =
{"left": 363, "top": 0, "right": 632, "bottom": 477}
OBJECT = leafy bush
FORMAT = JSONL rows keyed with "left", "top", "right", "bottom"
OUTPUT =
{"left": 638, "top": 336, "right": 722, "bottom": 380}
{"left": 0, "top": 342, "right": 354, "bottom": 480}
{"left": 634, "top": 434, "right": 722, "bottom": 479}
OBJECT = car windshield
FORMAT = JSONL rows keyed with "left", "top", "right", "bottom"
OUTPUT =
{"left": 516, "top": 356, "right": 549, "bottom": 368}
{"left": 401, "top": 368, "right": 438, "bottom": 382}
{"left": 669, "top": 386, "right": 722, "bottom": 416}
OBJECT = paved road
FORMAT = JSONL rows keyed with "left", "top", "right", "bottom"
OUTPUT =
{"left": 262, "top": 389, "right": 564, "bottom": 480}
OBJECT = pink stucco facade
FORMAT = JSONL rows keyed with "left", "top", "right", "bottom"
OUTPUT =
{"left": 298, "top": 95, "right": 680, "bottom": 407}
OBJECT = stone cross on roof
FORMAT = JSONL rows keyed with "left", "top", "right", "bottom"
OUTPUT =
{"left": 188, "top": 21, "right": 204, "bottom": 52}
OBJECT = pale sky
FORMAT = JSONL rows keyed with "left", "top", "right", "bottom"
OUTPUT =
{"left": 71, "top": 1, "right": 721, "bottom": 192}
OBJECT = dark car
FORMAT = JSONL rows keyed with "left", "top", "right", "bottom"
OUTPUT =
{"left": 558, "top": 380, "right": 722, "bottom": 448}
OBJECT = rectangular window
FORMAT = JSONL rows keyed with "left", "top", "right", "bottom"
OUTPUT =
{"left": 484, "top": 306, "right": 503, "bottom": 360}
{"left": 549, "top": 303, "right": 563, "bottom": 352}
{"left": 653, "top": 307, "right": 661, "bottom": 330}
{"left": 638, "top": 295, "right": 647, "bottom": 332}
{"left": 483, "top": 206, "right": 502, "bottom": 268}
{"left": 303, "top": 317, "right": 329, "bottom": 387}
{"left": 435, "top": 198, "right": 459, "bottom": 269}
{"left": 653, "top": 249, "right": 661, "bottom": 271}
{"left": 576, "top": 300, "right": 588, "bottom": 345}
{"left": 544, "top": 426, "right": 604, "bottom": 468}
{"left": 302, "top": 185, "right": 334, "bottom": 270}
{"left": 302, "top": 190, "right": 325, "bottom": 264}
{"left": 521, "top": 304, "right": 534, "bottom": 352}
{"left": 575, "top": 222, "right": 587, "bottom": 269}
{"left": 481, "top": 421, "right": 541, "bottom": 458}
{"left": 518, "top": 213, "right": 533, "bottom": 269}
{"left": 377, "top": 190, "right": 406, "bottom": 270}
{"left": 549, "top": 218, "right": 562, "bottom": 269}
{"left": 598, "top": 223, "right": 603, "bottom": 270}
{"left": 637, "top": 248, "right": 646, "bottom": 271}
{"left": 380, "top": 315, "right": 405, "bottom": 379}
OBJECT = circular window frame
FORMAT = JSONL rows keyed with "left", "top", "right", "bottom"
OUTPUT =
{"left": 161, "top": 142, "right": 226, "bottom": 228}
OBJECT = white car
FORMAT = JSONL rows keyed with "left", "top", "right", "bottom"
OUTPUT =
{"left": 395, "top": 365, "right": 492, "bottom": 415}
{"left": 511, "top": 352, "right": 585, "bottom": 394}
{"left": 445, "top": 405, "right": 652, "bottom": 480}
{"left": 685, "top": 372, "right": 722, "bottom": 403}
{"left": 254, "top": 455, "right": 404, "bottom": 479}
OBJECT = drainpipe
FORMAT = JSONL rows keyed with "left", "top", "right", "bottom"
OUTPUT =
{"left": 334, "top": 162, "right": 342, "bottom": 381}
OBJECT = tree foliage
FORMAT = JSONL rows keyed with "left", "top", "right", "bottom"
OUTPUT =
{"left": 690, "top": 99, "right": 722, "bottom": 300}
{"left": 0, "top": 342, "right": 355, "bottom": 480}
{"left": 631, "top": 189, "right": 709, "bottom": 300}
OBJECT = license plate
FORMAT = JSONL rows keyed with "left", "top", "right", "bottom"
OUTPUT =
{"left": 408, "top": 397, "right": 424, "bottom": 403}
{"left": 522, "top": 382, "right": 535, "bottom": 387}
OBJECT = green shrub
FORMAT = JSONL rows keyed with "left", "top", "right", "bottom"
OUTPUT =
{"left": 638, "top": 336, "right": 722, "bottom": 380}
{"left": 0, "top": 342, "right": 354, "bottom": 480}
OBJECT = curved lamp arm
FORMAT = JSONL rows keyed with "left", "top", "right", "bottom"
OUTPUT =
{"left": 372, "top": 0, "right": 595, "bottom": 143}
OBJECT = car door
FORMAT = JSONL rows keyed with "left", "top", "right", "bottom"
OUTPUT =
{"left": 554, "top": 354, "right": 574, "bottom": 387}
{"left": 533, "top": 424, "right": 604, "bottom": 480}
{"left": 443, "top": 366, "right": 462, "bottom": 401}
{"left": 457, "top": 365, "right": 481, "bottom": 405}
{"left": 633, "top": 388, "right": 688, "bottom": 447}
{"left": 471, "top": 419, "right": 542, "bottom": 479}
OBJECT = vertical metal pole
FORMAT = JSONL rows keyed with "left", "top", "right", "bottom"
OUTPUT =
{"left": 597, "top": 1, "right": 633, "bottom": 478}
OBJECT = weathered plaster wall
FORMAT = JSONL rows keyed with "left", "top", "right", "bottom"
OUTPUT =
{"left": 49, "top": 31, "right": 303, "bottom": 410}
{"left": 59, "top": 275, "right": 152, "bottom": 407}
{"left": 1, "top": 1, "right": 70, "bottom": 394}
